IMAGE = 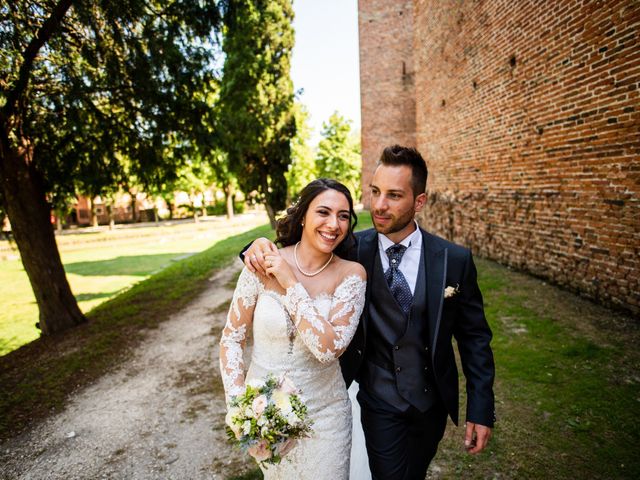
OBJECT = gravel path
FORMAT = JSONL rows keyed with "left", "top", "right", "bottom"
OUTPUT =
{"left": 0, "top": 260, "right": 254, "bottom": 480}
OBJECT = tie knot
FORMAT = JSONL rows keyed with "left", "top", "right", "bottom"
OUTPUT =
{"left": 386, "top": 244, "right": 407, "bottom": 269}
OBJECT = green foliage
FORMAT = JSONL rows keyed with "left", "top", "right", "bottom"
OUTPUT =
{"left": 217, "top": 0, "right": 296, "bottom": 225}
{"left": 316, "top": 112, "right": 362, "bottom": 201}
{"left": 0, "top": 0, "right": 223, "bottom": 201}
{"left": 285, "top": 103, "right": 316, "bottom": 202}
{"left": 206, "top": 201, "right": 245, "bottom": 216}
{"left": 0, "top": 1, "right": 225, "bottom": 334}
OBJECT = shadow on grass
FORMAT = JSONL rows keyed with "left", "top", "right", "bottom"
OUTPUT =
{"left": 75, "top": 291, "right": 121, "bottom": 302}
{"left": 64, "top": 253, "right": 193, "bottom": 277}
{"left": 0, "top": 336, "right": 20, "bottom": 356}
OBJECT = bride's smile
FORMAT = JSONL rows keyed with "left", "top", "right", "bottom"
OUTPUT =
{"left": 300, "top": 189, "right": 351, "bottom": 257}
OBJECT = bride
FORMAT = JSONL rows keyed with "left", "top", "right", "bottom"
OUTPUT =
{"left": 219, "top": 179, "right": 367, "bottom": 479}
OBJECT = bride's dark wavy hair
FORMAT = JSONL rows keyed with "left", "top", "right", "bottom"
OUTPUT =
{"left": 276, "top": 178, "right": 358, "bottom": 257}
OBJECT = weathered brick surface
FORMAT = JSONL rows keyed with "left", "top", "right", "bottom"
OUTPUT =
{"left": 360, "top": 0, "right": 640, "bottom": 314}
{"left": 359, "top": 0, "right": 417, "bottom": 206}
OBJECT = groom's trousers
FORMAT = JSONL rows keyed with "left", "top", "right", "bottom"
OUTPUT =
{"left": 358, "top": 388, "right": 448, "bottom": 480}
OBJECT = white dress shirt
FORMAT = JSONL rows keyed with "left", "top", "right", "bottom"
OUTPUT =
{"left": 378, "top": 221, "right": 422, "bottom": 295}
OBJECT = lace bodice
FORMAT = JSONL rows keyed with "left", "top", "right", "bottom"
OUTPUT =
{"left": 219, "top": 267, "right": 366, "bottom": 402}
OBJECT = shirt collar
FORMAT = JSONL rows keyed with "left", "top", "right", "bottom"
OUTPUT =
{"left": 378, "top": 220, "right": 422, "bottom": 252}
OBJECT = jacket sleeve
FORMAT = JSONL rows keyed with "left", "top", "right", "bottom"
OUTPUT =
{"left": 452, "top": 250, "right": 496, "bottom": 427}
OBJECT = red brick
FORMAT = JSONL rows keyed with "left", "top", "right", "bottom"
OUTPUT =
{"left": 359, "top": 0, "right": 640, "bottom": 315}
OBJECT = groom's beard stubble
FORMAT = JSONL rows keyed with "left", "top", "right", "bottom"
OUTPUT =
{"left": 371, "top": 209, "right": 415, "bottom": 236}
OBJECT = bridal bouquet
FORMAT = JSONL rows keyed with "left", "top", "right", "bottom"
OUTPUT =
{"left": 225, "top": 373, "right": 313, "bottom": 466}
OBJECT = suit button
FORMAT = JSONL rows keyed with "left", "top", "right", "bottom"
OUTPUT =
{"left": 396, "top": 366, "right": 401, "bottom": 373}
{"left": 357, "top": 349, "right": 362, "bottom": 355}
{"left": 394, "top": 345, "right": 399, "bottom": 350}
{"left": 424, "top": 366, "right": 428, "bottom": 372}
{"left": 424, "top": 387, "right": 429, "bottom": 393}
{"left": 425, "top": 346, "right": 429, "bottom": 352}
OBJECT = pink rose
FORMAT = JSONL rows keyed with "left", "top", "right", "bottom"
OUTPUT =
{"left": 252, "top": 395, "right": 268, "bottom": 416}
{"left": 276, "top": 438, "right": 297, "bottom": 458}
{"left": 247, "top": 439, "right": 272, "bottom": 462}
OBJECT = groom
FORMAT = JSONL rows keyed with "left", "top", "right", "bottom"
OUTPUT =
{"left": 245, "top": 145, "right": 495, "bottom": 479}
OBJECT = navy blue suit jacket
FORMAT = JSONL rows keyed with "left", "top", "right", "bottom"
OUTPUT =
{"left": 339, "top": 227, "right": 496, "bottom": 427}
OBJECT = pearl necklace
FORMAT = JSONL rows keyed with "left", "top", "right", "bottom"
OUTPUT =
{"left": 294, "top": 241, "right": 333, "bottom": 277}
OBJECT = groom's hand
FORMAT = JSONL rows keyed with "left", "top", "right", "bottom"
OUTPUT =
{"left": 464, "top": 421, "right": 492, "bottom": 454}
{"left": 244, "top": 237, "right": 278, "bottom": 276}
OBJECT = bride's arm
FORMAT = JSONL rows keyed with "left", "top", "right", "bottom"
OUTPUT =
{"left": 283, "top": 268, "right": 367, "bottom": 363}
{"left": 219, "top": 267, "right": 261, "bottom": 403}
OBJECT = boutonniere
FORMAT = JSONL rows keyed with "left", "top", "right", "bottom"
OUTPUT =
{"left": 444, "top": 284, "right": 460, "bottom": 299}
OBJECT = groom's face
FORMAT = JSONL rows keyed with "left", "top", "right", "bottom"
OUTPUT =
{"left": 369, "top": 164, "right": 426, "bottom": 243}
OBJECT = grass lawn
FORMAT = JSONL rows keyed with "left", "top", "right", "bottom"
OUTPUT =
{"left": 430, "top": 258, "right": 639, "bottom": 479}
{"left": 0, "top": 218, "right": 276, "bottom": 440}
{"left": 0, "top": 214, "right": 268, "bottom": 355}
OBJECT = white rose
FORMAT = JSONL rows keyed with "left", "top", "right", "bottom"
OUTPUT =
{"left": 242, "top": 420, "right": 252, "bottom": 435}
{"left": 272, "top": 390, "right": 293, "bottom": 415}
{"left": 285, "top": 411, "right": 300, "bottom": 425}
{"left": 225, "top": 408, "right": 243, "bottom": 437}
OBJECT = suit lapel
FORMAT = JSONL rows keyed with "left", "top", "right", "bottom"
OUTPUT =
{"left": 356, "top": 229, "right": 378, "bottom": 336}
{"left": 422, "top": 230, "right": 447, "bottom": 359}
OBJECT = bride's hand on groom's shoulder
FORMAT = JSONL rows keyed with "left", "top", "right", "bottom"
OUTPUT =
{"left": 244, "top": 238, "right": 278, "bottom": 276}
{"left": 263, "top": 252, "right": 297, "bottom": 290}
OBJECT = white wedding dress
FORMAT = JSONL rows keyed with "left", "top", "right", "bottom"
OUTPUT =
{"left": 220, "top": 267, "right": 368, "bottom": 479}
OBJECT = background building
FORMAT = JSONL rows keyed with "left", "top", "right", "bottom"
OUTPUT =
{"left": 359, "top": 0, "right": 639, "bottom": 314}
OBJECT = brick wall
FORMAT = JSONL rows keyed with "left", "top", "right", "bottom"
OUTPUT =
{"left": 360, "top": 0, "right": 640, "bottom": 314}
{"left": 359, "top": 0, "right": 417, "bottom": 206}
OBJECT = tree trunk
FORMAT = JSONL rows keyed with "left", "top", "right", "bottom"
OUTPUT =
{"left": 225, "top": 184, "right": 235, "bottom": 219}
{"left": 107, "top": 203, "right": 115, "bottom": 230}
{"left": 167, "top": 200, "right": 174, "bottom": 219}
{"left": 0, "top": 137, "right": 86, "bottom": 335}
{"left": 153, "top": 206, "right": 159, "bottom": 224}
{"left": 265, "top": 203, "right": 276, "bottom": 229}
{"left": 55, "top": 213, "right": 63, "bottom": 233}
{"left": 191, "top": 199, "right": 199, "bottom": 223}
{"left": 130, "top": 193, "right": 137, "bottom": 223}
{"left": 89, "top": 197, "right": 98, "bottom": 227}
{"left": 261, "top": 174, "right": 277, "bottom": 229}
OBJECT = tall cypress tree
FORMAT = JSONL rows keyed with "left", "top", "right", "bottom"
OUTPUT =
{"left": 217, "top": 0, "right": 296, "bottom": 228}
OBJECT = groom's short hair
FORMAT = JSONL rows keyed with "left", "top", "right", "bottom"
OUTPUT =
{"left": 378, "top": 145, "right": 428, "bottom": 197}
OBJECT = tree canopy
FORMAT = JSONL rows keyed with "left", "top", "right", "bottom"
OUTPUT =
{"left": 316, "top": 112, "right": 362, "bottom": 201}
{"left": 285, "top": 103, "right": 316, "bottom": 202}
{"left": 0, "top": 0, "right": 223, "bottom": 334}
{"left": 216, "top": 0, "right": 296, "bottom": 227}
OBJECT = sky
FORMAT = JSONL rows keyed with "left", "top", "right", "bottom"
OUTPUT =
{"left": 290, "top": 0, "right": 360, "bottom": 144}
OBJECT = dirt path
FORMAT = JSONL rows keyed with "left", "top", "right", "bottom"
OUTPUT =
{"left": 0, "top": 260, "right": 254, "bottom": 480}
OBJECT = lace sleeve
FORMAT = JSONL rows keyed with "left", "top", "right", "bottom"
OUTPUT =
{"left": 283, "top": 274, "right": 366, "bottom": 364}
{"left": 219, "top": 267, "right": 262, "bottom": 403}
